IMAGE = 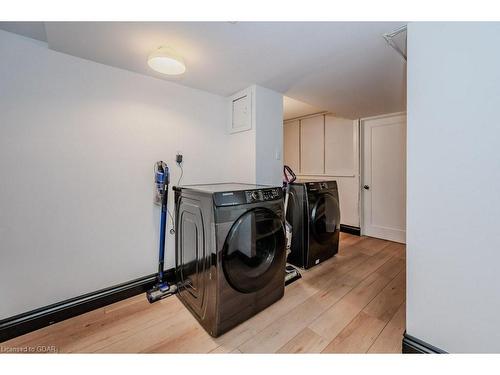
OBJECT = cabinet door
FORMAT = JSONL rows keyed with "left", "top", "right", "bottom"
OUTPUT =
{"left": 283, "top": 120, "right": 300, "bottom": 173}
{"left": 300, "top": 116, "right": 324, "bottom": 175}
{"left": 325, "top": 116, "right": 356, "bottom": 176}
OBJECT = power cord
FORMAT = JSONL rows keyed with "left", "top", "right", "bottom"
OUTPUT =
{"left": 167, "top": 154, "right": 184, "bottom": 235}
{"left": 177, "top": 164, "right": 184, "bottom": 186}
{"left": 167, "top": 208, "right": 175, "bottom": 234}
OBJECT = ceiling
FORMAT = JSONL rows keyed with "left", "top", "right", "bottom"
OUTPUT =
{"left": 0, "top": 21, "right": 47, "bottom": 42}
{"left": 283, "top": 96, "right": 325, "bottom": 121}
{"left": 0, "top": 21, "right": 406, "bottom": 118}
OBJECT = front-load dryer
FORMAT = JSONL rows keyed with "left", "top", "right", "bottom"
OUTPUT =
{"left": 173, "top": 183, "right": 286, "bottom": 337}
{"left": 287, "top": 180, "right": 340, "bottom": 269}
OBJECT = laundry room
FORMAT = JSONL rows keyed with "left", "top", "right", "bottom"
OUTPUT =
{"left": 0, "top": 20, "right": 408, "bottom": 354}
{"left": 4, "top": 4, "right": 500, "bottom": 368}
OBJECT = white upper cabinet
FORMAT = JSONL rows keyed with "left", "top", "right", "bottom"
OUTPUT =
{"left": 300, "top": 116, "right": 325, "bottom": 175}
{"left": 283, "top": 113, "right": 358, "bottom": 177}
{"left": 325, "top": 116, "right": 356, "bottom": 176}
{"left": 282, "top": 113, "right": 360, "bottom": 227}
{"left": 283, "top": 120, "right": 300, "bottom": 173}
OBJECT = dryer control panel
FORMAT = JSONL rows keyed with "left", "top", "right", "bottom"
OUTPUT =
{"left": 214, "top": 187, "right": 282, "bottom": 206}
{"left": 305, "top": 181, "right": 338, "bottom": 192}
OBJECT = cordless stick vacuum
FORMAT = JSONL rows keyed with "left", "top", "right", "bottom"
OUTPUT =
{"left": 146, "top": 161, "right": 178, "bottom": 303}
{"left": 283, "top": 165, "right": 301, "bottom": 285}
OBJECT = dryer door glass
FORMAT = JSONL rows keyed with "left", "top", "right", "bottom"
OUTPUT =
{"left": 311, "top": 193, "right": 340, "bottom": 244}
{"left": 222, "top": 208, "right": 285, "bottom": 293}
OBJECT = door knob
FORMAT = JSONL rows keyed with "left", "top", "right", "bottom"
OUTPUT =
{"left": 363, "top": 185, "right": 370, "bottom": 190}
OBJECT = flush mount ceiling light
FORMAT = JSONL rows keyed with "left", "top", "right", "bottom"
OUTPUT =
{"left": 147, "top": 47, "right": 186, "bottom": 75}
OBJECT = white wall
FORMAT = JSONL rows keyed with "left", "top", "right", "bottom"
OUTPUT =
{"left": 407, "top": 23, "right": 500, "bottom": 352}
{"left": 226, "top": 87, "right": 256, "bottom": 184}
{"left": 0, "top": 30, "right": 233, "bottom": 319}
{"left": 225, "top": 122, "right": 256, "bottom": 184}
{"left": 255, "top": 85, "right": 283, "bottom": 186}
{"left": 227, "top": 85, "right": 283, "bottom": 186}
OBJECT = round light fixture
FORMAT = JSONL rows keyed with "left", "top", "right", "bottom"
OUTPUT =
{"left": 147, "top": 47, "right": 186, "bottom": 75}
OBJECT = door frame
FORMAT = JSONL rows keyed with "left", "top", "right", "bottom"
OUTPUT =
{"left": 359, "top": 111, "right": 407, "bottom": 241}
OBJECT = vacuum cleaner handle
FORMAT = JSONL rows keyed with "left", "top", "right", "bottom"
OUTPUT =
{"left": 283, "top": 165, "right": 297, "bottom": 184}
{"left": 283, "top": 165, "right": 296, "bottom": 217}
{"left": 161, "top": 167, "right": 170, "bottom": 209}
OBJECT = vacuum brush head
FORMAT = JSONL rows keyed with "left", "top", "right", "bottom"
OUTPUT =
{"left": 146, "top": 283, "right": 178, "bottom": 303}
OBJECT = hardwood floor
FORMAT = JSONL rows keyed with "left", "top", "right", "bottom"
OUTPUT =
{"left": 1, "top": 233, "right": 406, "bottom": 353}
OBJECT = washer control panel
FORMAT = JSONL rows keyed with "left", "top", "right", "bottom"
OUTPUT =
{"left": 245, "top": 188, "right": 281, "bottom": 203}
{"left": 213, "top": 187, "right": 282, "bottom": 206}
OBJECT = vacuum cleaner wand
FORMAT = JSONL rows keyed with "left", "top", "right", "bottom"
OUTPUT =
{"left": 282, "top": 165, "right": 301, "bottom": 286}
{"left": 157, "top": 162, "right": 169, "bottom": 283}
{"left": 147, "top": 161, "right": 177, "bottom": 303}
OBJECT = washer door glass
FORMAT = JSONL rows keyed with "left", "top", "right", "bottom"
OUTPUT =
{"left": 222, "top": 208, "right": 285, "bottom": 293}
{"left": 311, "top": 193, "right": 340, "bottom": 244}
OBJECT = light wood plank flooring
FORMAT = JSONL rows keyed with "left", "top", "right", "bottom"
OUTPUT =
{"left": 2, "top": 233, "right": 406, "bottom": 353}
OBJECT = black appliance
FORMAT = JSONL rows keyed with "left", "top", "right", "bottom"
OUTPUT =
{"left": 287, "top": 180, "right": 340, "bottom": 269}
{"left": 173, "top": 183, "right": 286, "bottom": 337}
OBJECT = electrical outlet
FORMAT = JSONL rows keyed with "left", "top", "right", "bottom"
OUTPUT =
{"left": 176, "top": 152, "right": 183, "bottom": 165}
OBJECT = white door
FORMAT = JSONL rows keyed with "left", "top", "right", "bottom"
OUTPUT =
{"left": 361, "top": 113, "right": 406, "bottom": 243}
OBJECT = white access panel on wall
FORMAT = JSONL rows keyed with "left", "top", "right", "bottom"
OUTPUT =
{"left": 229, "top": 87, "right": 252, "bottom": 133}
{"left": 300, "top": 115, "right": 324, "bottom": 175}
{"left": 283, "top": 120, "right": 300, "bottom": 173}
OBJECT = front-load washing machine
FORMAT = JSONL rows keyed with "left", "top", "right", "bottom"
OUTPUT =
{"left": 173, "top": 183, "right": 286, "bottom": 337}
{"left": 287, "top": 180, "right": 340, "bottom": 269}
